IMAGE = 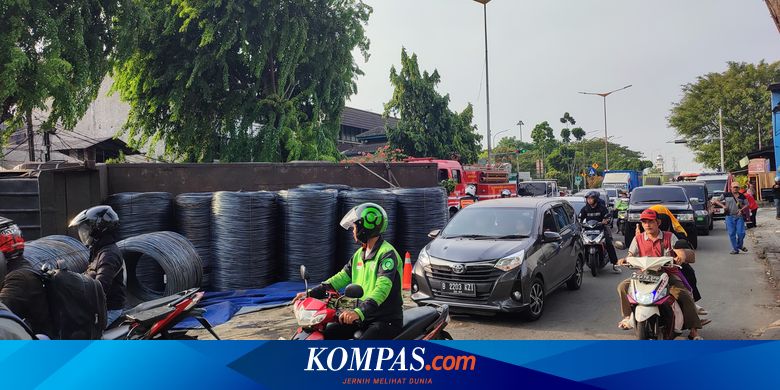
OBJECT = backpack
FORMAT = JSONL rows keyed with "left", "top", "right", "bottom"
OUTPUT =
{"left": 43, "top": 268, "right": 107, "bottom": 340}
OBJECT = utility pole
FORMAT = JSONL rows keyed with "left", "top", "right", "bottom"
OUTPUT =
{"left": 26, "top": 109, "right": 35, "bottom": 161}
{"left": 719, "top": 108, "right": 725, "bottom": 172}
{"left": 758, "top": 122, "right": 762, "bottom": 149}
{"left": 43, "top": 129, "right": 51, "bottom": 162}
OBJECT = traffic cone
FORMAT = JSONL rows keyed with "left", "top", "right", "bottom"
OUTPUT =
{"left": 402, "top": 251, "right": 413, "bottom": 291}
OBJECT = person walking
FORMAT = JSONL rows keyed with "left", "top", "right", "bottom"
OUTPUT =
{"left": 740, "top": 187, "right": 758, "bottom": 229}
{"left": 712, "top": 184, "right": 749, "bottom": 255}
{"left": 773, "top": 176, "right": 780, "bottom": 220}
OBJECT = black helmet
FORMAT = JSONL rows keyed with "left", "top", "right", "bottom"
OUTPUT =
{"left": 0, "top": 217, "right": 24, "bottom": 260}
{"left": 586, "top": 190, "right": 600, "bottom": 200}
{"left": 340, "top": 203, "right": 388, "bottom": 244}
{"left": 68, "top": 206, "right": 119, "bottom": 247}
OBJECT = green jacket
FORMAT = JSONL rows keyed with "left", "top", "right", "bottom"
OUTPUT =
{"left": 314, "top": 238, "right": 403, "bottom": 323}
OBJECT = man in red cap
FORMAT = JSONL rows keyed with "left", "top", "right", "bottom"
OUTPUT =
{"left": 616, "top": 209, "right": 707, "bottom": 339}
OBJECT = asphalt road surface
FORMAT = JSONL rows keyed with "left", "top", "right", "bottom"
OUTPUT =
{"left": 446, "top": 220, "right": 779, "bottom": 340}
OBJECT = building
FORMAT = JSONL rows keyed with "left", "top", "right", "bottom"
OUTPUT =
{"left": 338, "top": 107, "right": 397, "bottom": 157}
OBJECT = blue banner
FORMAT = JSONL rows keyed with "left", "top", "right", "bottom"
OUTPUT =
{"left": 1, "top": 340, "right": 780, "bottom": 389}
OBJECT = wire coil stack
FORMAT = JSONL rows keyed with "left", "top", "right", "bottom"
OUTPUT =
{"left": 23, "top": 235, "right": 90, "bottom": 273}
{"left": 298, "top": 183, "right": 353, "bottom": 192}
{"left": 336, "top": 189, "right": 397, "bottom": 268}
{"left": 392, "top": 187, "right": 448, "bottom": 261}
{"left": 174, "top": 192, "right": 213, "bottom": 288}
{"left": 279, "top": 188, "right": 338, "bottom": 282}
{"left": 117, "top": 231, "right": 203, "bottom": 301}
{"left": 106, "top": 192, "right": 173, "bottom": 240}
{"left": 211, "top": 191, "right": 279, "bottom": 291}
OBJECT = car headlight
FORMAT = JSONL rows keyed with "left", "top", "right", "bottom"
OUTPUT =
{"left": 676, "top": 214, "right": 694, "bottom": 222}
{"left": 494, "top": 250, "right": 525, "bottom": 272}
{"left": 633, "top": 291, "right": 655, "bottom": 305}
{"left": 695, "top": 210, "right": 709, "bottom": 216}
{"left": 628, "top": 213, "right": 642, "bottom": 222}
{"left": 417, "top": 248, "right": 432, "bottom": 272}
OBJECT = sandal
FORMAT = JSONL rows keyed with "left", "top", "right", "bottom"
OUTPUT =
{"left": 618, "top": 317, "right": 633, "bottom": 330}
{"left": 688, "top": 335, "right": 704, "bottom": 340}
{"left": 700, "top": 318, "right": 711, "bottom": 327}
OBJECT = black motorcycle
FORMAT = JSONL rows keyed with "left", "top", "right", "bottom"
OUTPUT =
{"left": 580, "top": 220, "right": 609, "bottom": 277}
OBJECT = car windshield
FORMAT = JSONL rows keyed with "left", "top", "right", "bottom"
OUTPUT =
{"left": 630, "top": 187, "right": 689, "bottom": 204}
{"left": 442, "top": 207, "right": 536, "bottom": 239}
{"left": 517, "top": 183, "right": 547, "bottom": 196}
{"left": 605, "top": 189, "right": 617, "bottom": 198}
{"left": 700, "top": 180, "right": 727, "bottom": 195}
{"left": 674, "top": 185, "right": 706, "bottom": 201}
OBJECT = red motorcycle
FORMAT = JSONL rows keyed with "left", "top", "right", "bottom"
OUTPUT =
{"left": 102, "top": 288, "right": 220, "bottom": 340}
{"left": 291, "top": 266, "right": 452, "bottom": 340}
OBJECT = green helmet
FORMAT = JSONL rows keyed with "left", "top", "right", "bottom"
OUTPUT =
{"left": 340, "top": 203, "right": 388, "bottom": 243}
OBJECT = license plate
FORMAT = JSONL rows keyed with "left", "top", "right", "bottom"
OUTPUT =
{"left": 439, "top": 281, "right": 476, "bottom": 297}
{"left": 631, "top": 273, "right": 660, "bottom": 284}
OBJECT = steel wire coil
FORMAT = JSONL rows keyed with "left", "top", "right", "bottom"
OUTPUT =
{"left": 298, "top": 183, "right": 353, "bottom": 192}
{"left": 391, "top": 187, "right": 448, "bottom": 261}
{"left": 174, "top": 192, "right": 213, "bottom": 288}
{"left": 336, "top": 189, "right": 398, "bottom": 269}
{"left": 23, "top": 235, "right": 90, "bottom": 273}
{"left": 117, "top": 231, "right": 203, "bottom": 301}
{"left": 106, "top": 192, "right": 173, "bottom": 240}
{"left": 211, "top": 191, "right": 279, "bottom": 291}
{"left": 279, "top": 188, "right": 338, "bottom": 282}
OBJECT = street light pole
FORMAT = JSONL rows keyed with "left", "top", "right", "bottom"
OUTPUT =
{"left": 579, "top": 84, "right": 632, "bottom": 171}
{"left": 517, "top": 120, "right": 524, "bottom": 142}
{"left": 474, "top": 0, "right": 492, "bottom": 163}
{"left": 493, "top": 128, "right": 510, "bottom": 146}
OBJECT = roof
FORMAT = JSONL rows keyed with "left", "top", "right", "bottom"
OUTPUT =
{"left": 340, "top": 107, "right": 398, "bottom": 132}
{"left": 341, "top": 142, "right": 386, "bottom": 157}
{"left": 468, "top": 197, "right": 562, "bottom": 208}
{"left": 356, "top": 127, "right": 388, "bottom": 140}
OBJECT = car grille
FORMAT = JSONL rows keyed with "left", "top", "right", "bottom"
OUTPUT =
{"left": 425, "top": 263, "right": 503, "bottom": 303}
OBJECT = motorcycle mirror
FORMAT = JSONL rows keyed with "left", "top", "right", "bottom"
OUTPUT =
{"left": 344, "top": 284, "right": 364, "bottom": 299}
{"left": 614, "top": 241, "right": 626, "bottom": 250}
{"left": 300, "top": 265, "right": 309, "bottom": 294}
{"left": 428, "top": 229, "right": 441, "bottom": 239}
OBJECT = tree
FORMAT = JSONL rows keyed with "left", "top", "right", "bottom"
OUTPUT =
{"left": 0, "top": 0, "right": 121, "bottom": 153}
{"left": 113, "top": 0, "right": 371, "bottom": 162}
{"left": 668, "top": 61, "right": 780, "bottom": 170}
{"left": 530, "top": 121, "right": 557, "bottom": 177}
{"left": 560, "top": 128, "right": 571, "bottom": 144}
{"left": 384, "top": 49, "right": 482, "bottom": 163}
{"left": 571, "top": 127, "right": 586, "bottom": 141}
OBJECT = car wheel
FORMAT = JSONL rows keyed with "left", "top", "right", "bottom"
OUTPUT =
{"left": 709, "top": 218, "right": 713, "bottom": 231}
{"left": 567, "top": 257, "right": 583, "bottom": 290}
{"left": 523, "top": 277, "right": 545, "bottom": 321}
{"left": 700, "top": 226, "right": 709, "bottom": 236}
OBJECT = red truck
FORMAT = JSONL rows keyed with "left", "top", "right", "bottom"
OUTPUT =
{"left": 406, "top": 158, "right": 516, "bottom": 217}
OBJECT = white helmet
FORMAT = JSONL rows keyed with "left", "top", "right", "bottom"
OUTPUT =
{"left": 465, "top": 184, "right": 477, "bottom": 197}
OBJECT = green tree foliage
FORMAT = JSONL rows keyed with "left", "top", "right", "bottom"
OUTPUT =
{"left": 571, "top": 127, "right": 586, "bottom": 141}
{"left": 0, "top": 0, "right": 121, "bottom": 144}
{"left": 559, "top": 112, "right": 575, "bottom": 144}
{"left": 668, "top": 61, "right": 779, "bottom": 170}
{"left": 560, "top": 128, "right": 571, "bottom": 144}
{"left": 112, "top": 0, "right": 371, "bottom": 162}
{"left": 384, "top": 49, "right": 482, "bottom": 164}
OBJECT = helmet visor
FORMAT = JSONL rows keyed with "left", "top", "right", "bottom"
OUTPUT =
{"left": 77, "top": 224, "right": 92, "bottom": 245}
{"left": 340, "top": 208, "right": 360, "bottom": 231}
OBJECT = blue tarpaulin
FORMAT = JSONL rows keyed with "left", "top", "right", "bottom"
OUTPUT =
{"left": 175, "top": 281, "right": 306, "bottom": 329}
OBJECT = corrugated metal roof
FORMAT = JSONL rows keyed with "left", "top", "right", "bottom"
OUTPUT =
{"left": 340, "top": 107, "right": 398, "bottom": 132}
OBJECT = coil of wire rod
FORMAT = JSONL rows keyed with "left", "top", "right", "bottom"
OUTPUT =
{"left": 391, "top": 187, "right": 448, "bottom": 262}
{"left": 105, "top": 192, "right": 173, "bottom": 240}
{"left": 174, "top": 192, "right": 213, "bottom": 289}
{"left": 297, "top": 183, "right": 353, "bottom": 192}
{"left": 279, "top": 188, "right": 338, "bottom": 282}
{"left": 23, "top": 235, "right": 90, "bottom": 273}
{"left": 336, "top": 189, "right": 398, "bottom": 269}
{"left": 211, "top": 191, "right": 279, "bottom": 291}
{"left": 117, "top": 231, "right": 203, "bottom": 301}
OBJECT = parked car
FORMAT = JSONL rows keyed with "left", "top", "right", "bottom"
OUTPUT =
{"left": 411, "top": 198, "right": 583, "bottom": 321}
{"left": 665, "top": 182, "right": 713, "bottom": 235}
{"left": 624, "top": 186, "right": 698, "bottom": 249}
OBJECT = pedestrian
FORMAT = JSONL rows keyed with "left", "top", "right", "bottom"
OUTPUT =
{"left": 774, "top": 176, "right": 780, "bottom": 220}
{"left": 747, "top": 182, "right": 757, "bottom": 198}
{"left": 740, "top": 187, "right": 758, "bottom": 229}
{"left": 712, "top": 184, "right": 749, "bottom": 255}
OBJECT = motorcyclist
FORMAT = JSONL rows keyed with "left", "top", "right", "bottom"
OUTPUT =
{"left": 578, "top": 191, "right": 620, "bottom": 273}
{"left": 293, "top": 203, "right": 403, "bottom": 340}
{"left": 617, "top": 209, "right": 708, "bottom": 339}
{"left": 0, "top": 217, "right": 52, "bottom": 336}
{"left": 68, "top": 206, "right": 126, "bottom": 327}
{"left": 459, "top": 184, "right": 479, "bottom": 209}
{"left": 500, "top": 189, "right": 512, "bottom": 198}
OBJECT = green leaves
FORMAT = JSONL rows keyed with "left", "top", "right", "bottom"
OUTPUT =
{"left": 669, "top": 61, "right": 779, "bottom": 171}
{"left": 384, "top": 49, "right": 483, "bottom": 164}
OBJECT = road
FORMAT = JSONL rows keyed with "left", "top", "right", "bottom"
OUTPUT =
{"left": 446, "top": 220, "right": 779, "bottom": 340}
{"left": 193, "top": 217, "right": 780, "bottom": 340}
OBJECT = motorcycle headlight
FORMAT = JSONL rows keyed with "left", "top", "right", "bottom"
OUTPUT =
{"left": 676, "top": 214, "right": 694, "bottom": 222}
{"left": 634, "top": 291, "right": 655, "bottom": 305}
{"left": 494, "top": 250, "right": 525, "bottom": 272}
{"left": 628, "top": 213, "right": 642, "bottom": 222}
{"left": 695, "top": 210, "right": 709, "bottom": 216}
{"left": 618, "top": 211, "right": 627, "bottom": 218}
{"left": 295, "top": 308, "right": 327, "bottom": 326}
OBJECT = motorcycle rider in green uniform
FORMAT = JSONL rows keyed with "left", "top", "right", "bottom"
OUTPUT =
{"left": 293, "top": 203, "right": 403, "bottom": 339}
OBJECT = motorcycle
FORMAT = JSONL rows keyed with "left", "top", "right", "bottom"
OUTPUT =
{"left": 615, "top": 198, "right": 629, "bottom": 233}
{"left": 622, "top": 256, "right": 684, "bottom": 340}
{"left": 580, "top": 219, "right": 609, "bottom": 277}
{"left": 102, "top": 288, "right": 220, "bottom": 340}
{"left": 291, "top": 265, "right": 452, "bottom": 340}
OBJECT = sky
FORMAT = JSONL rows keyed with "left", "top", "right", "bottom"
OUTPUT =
{"left": 346, "top": 0, "right": 780, "bottom": 172}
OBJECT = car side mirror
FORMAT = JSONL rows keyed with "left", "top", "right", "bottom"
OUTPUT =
{"left": 542, "top": 231, "right": 562, "bottom": 243}
{"left": 344, "top": 284, "right": 364, "bottom": 299}
{"left": 428, "top": 229, "right": 441, "bottom": 239}
{"left": 614, "top": 241, "right": 626, "bottom": 250}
